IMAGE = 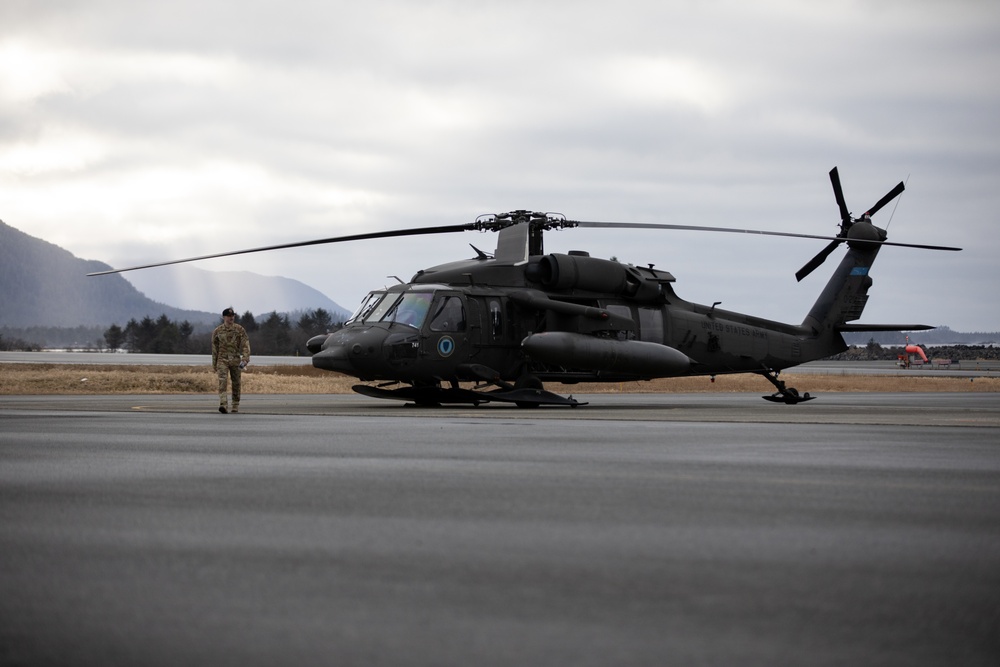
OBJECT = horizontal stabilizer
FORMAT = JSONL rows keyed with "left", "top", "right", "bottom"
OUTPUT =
{"left": 836, "top": 324, "right": 935, "bottom": 332}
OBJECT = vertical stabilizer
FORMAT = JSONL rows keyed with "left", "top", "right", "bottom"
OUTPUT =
{"left": 801, "top": 222, "right": 884, "bottom": 335}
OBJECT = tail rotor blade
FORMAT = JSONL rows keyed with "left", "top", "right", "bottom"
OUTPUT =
{"left": 795, "top": 240, "right": 840, "bottom": 282}
{"left": 830, "top": 167, "right": 850, "bottom": 226}
{"left": 865, "top": 181, "right": 905, "bottom": 218}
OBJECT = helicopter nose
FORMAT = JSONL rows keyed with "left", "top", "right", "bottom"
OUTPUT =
{"left": 311, "top": 339, "right": 350, "bottom": 372}
{"left": 306, "top": 334, "right": 330, "bottom": 355}
{"left": 311, "top": 327, "right": 389, "bottom": 376}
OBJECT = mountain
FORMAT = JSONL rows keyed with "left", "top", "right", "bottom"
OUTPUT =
{"left": 0, "top": 220, "right": 345, "bottom": 328}
{"left": 123, "top": 265, "right": 347, "bottom": 319}
{"left": 0, "top": 219, "right": 215, "bottom": 327}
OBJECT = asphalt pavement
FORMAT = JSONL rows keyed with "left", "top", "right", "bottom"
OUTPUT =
{"left": 2, "top": 393, "right": 998, "bottom": 666}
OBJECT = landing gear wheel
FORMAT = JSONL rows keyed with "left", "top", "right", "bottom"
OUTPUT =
{"left": 759, "top": 370, "right": 816, "bottom": 404}
{"left": 410, "top": 381, "right": 443, "bottom": 407}
{"left": 514, "top": 374, "right": 544, "bottom": 409}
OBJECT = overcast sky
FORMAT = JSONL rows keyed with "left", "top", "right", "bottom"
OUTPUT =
{"left": 2, "top": 0, "right": 998, "bottom": 331}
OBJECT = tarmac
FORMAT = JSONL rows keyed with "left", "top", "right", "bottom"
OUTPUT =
{"left": 2, "top": 392, "right": 999, "bottom": 666}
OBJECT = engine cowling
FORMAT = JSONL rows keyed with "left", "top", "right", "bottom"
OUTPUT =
{"left": 531, "top": 253, "right": 661, "bottom": 300}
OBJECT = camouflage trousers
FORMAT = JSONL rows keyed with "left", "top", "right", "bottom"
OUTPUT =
{"left": 216, "top": 363, "right": 242, "bottom": 408}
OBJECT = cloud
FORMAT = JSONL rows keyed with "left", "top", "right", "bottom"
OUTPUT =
{"left": 1, "top": 0, "right": 999, "bottom": 330}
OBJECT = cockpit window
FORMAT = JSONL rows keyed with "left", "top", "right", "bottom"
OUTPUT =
{"left": 429, "top": 295, "right": 466, "bottom": 332}
{"left": 363, "top": 292, "right": 400, "bottom": 324}
{"left": 381, "top": 292, "right": 433, "bottom": 328}
{"left": 348, "top": 291, "right": 386, "bottom": 324}
{"left": 350, "top": 289, "right": 461, "bottom": 331}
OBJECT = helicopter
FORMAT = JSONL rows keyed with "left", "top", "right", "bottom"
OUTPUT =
{"left": 89, "top": 167, "right": 960, "bottom": 406}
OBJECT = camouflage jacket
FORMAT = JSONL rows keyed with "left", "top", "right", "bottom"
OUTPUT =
{"left": 212, "top": 323, "right": 251, "bottom": 368}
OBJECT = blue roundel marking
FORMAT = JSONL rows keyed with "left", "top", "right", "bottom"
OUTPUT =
{"left": 437, "top": 336, "right": 455, "bottom": 357}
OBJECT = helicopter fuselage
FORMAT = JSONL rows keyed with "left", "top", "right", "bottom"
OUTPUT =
{"left": 309, "top": 249, "right": 845, "bottom": 391}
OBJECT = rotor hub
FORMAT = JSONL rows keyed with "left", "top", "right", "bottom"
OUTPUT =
{"left": 473, "top": 210, "right": 573, "bottom": 233}
{"left": 845, "top": 220, "right": 886, "bottom": 251}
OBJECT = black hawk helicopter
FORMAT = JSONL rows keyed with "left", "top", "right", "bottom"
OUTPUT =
{"left": 89, "top": 167, "right": 960, "bottom": 406}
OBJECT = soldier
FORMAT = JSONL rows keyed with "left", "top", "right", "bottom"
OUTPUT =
{"left": 212, "top": 307, "right": 251, "bottom": 413}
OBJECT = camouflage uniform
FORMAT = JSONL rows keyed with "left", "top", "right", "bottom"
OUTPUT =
{"left": 212, "top": 316, "right": 251, "bottom": 412}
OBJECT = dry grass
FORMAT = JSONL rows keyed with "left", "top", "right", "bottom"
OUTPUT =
{"left": 0, "top": 364, "right": 354, "bottom": 395}
{"left": 1, "top": 363, "right": 996, "bottom": 396}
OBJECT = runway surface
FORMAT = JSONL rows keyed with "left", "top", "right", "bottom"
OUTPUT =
{"left": 2, "top": 393, "right": 999, "bottom": 666}
{"left": 3, "top": 350, "right": 998, "bottom": 378}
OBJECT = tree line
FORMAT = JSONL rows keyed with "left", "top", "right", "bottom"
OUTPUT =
{"left": 829, "top": 339, "right": 1000, "bottom": 362}
{"left": 102, "top": 309, "right": 343, "bottom": 356}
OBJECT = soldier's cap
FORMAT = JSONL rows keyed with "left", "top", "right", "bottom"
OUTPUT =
{"left": 222, "top": 307, "right": 236, "bottom": 317}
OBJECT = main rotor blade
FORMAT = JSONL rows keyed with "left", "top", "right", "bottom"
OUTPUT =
{"left": 572, "top": 221, "right": 960, "bottom": 252}
{"left": 795, "top": 240, "right": 840, "bottom": 282}
{"left": 87, "top": 223, "right": 474, "bottom": 276}
{"left": 573, "top": 220, "right": 852, "bottom": 244}
{"left": 795, "top": 235, "right": 961, "bottom": 281}
{"left": 830, "top": 167, "right": 850, "bottom": 226}
{"left": 865, "top": 181, "right": 905, "bottom": 218}
{"left": 876, "top": 239, "right": 961, "bottom": 251}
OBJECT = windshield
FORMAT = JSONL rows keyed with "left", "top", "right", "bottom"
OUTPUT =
{"left": 347, "top": 289, "right": 444, "bottom": 328}
{"left": 347, "top": 291, "right": 386, "bottom": 325}
{"left": 363, "top": 292, "right": 401, "bottom": 324}
{"left": 381, "top": 292, "right": 433, "bottom": 328}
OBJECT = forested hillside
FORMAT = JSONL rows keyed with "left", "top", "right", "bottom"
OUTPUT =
{"left": 1, "top": 220, "right": 215, "bottom": 328}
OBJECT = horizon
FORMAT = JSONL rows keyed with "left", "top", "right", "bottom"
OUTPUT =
{"left": 2, "top": 216, "right": 998, "bottom": 337}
